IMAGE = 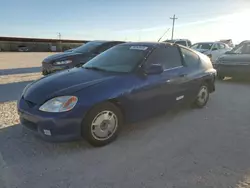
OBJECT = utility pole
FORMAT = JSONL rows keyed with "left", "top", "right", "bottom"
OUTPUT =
{"left": 57, "top": 32, "right": 62, "bottom": 52}
{"left": 170, "top": 14, "right": 178, "bottom": 40}
{"left": 58, "top": 32, "right": 61, "bottom": 40}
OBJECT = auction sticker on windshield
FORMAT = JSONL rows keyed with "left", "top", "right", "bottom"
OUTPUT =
{"left": 130, "top": 46, "right": 148, "bottom": 50}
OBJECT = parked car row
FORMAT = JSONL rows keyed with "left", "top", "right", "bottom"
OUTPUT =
{"left": 42, "top": 39, "right": 247, "bottom": 81}
{"left": 214, "top": 40, "right": 250, "bottom": 79}
{"left": 19, "top": 41, "right": 217, "bottom": 146}
{"left": 164, "top": 39, "right": 192, "bottom": 47}
{"left": 191, "top": 41, "right": 232, "bottom": 63}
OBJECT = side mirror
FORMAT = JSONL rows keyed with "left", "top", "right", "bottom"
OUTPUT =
{"left": 212, "top": 48, "right": 218, "bottom": 51}
{"left": 144, "top": 64, "right": 163, "bottom": 75}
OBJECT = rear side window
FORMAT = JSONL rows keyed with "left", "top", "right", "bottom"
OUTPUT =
{"left": 180, "top": 47, "right": 200, "bottom": 67}
{"left": 146, "top": 45, "right": 183, "bottom": 69}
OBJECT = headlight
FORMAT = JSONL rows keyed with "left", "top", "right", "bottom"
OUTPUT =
{"left": 39, "top": 96, "right": 78, "bottom": 112}
{"left": 54, "top": 60, "right": 72, "bottom": 65}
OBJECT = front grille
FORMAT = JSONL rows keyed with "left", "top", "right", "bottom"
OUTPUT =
{"left": 21, "top": 118, "right": 38, "bottom": 131}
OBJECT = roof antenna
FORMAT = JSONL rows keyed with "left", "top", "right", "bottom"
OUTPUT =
{"left": 157, "top": 28, "right": 170, "bottom": 42}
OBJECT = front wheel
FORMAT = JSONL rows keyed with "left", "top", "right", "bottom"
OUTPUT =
{"left": 193, "top": 84, "right": 209, "bottom": 108}
{"left": 82, "top": 102, "right": 123, "bottom": 147}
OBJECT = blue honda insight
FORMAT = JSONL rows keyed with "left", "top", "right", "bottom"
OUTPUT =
{"left": 18, "top": 42, "right": 216, "bottom": 146}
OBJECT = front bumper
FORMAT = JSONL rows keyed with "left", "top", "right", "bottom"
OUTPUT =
{"left": 18, "top": 97, "right": 83, "bottom": 142}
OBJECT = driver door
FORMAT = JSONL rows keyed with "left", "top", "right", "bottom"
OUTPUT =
{"left": 124, "top": 45, "right": 186, "bottom": 121}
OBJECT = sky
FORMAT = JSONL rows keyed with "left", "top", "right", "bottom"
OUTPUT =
{"left": 0, "top": 0, "right": 250, "bottom": 44}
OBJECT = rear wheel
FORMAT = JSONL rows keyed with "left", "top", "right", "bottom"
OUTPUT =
{"left": 193, "top": 84, "right": 209, "bottom": 108}
{"left": 82, "top": 102, "right": 123, "bottom": 147}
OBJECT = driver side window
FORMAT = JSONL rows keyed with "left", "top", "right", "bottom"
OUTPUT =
{"left": 145, "top": 45, "right": 183, "bottom": 69}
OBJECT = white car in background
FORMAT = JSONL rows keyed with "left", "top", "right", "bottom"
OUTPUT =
{"left": 164, "top": 39, "right": 192, "bottom": 47}
{"left": 191, "top": 42, "right": 232, "bottom": 63}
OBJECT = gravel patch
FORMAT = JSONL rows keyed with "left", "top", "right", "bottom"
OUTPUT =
{"left": 0, "top": 101, "right": 19, "bottom": 128}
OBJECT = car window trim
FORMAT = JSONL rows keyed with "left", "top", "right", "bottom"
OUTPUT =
{"left": 163, "top": 65, "right": 183, "bottom": 72}
{"left": 177, "top": 45, "right": 189, "bottom": 67}
{"left": 132, "top": 46, "right": 156, "bottom": 73}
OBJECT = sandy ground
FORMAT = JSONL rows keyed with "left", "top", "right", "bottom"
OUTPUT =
{"left": 0, "top": 52, "right": 55, "bottom": 69}
{"left": 1, "top": 53, "right": 250, "bottom": 188}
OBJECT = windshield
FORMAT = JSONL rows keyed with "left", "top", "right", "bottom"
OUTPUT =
{"left": 230, "top": 42, "right": 250, "bottom": 54}
{"left": 83, "top": 45, "right": 150, "bottom": 73}
{"left": 192, "top": 43, "right": 213, "bottom": 50}
{"left": 73, "top": 41, "right": 104, "bottom": 53}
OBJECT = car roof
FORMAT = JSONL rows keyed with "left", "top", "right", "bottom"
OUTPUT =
{"left": 165, "top": 39, "right": 190, "bottom": 42}
{"left": 240, "top": 40, "right": 250, "bottom": 44}
{"left": 118, "top": 42, "right": 174, "bottom": 48}
{"left": 90, "top": 40, "right": 125, "bottom": 44}
{"left": 194, "top": 42, "right": 215, "bottom": 44}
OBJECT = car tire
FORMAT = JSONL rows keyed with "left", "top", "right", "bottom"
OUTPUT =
{"left": 82, "top": 102, "right": 123, "bottom": 147}
{"left": 193, "top": 83, "right": 209, "bottom": 108}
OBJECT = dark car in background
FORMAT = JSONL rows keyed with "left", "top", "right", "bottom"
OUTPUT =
{"left": 214, "top": 40, "right": 250, "bottom": 79}
{"left": 64, "top": 48, "right": 76, "bottom": 53}
{"left": 18, "top": 45, "right": 30, "bottom": 52}
{"left": 18, "top": 42, "right": 216, "bottom": 146}
{"left": 42, "top": 40, "right": 124, "bottom": 75}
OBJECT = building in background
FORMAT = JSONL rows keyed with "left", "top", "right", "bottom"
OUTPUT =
{"left": 0, "top": 37, "right": 89, "bottom": 52}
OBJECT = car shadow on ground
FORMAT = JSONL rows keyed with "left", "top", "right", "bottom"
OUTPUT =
{"left": 0, "top": 81, "right": 33, "bottom": 102}
{"left": 1, "top": 100, "right": 250, "bottom": 187}
{"left": 0, "top": 67, "right": 41, "bottom": 76}
{"left": 0, "top": 105, "right": 191, "bottom": 163}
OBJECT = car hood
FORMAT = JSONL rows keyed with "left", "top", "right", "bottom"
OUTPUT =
{"left": 23, "top": 68, "right": 117, "bottom": 104}
{"left": 218, "top": 54, "right": 250, "bottom": 63}
{"left": 43, "top": 51, "right": 88, "bottom": 63}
